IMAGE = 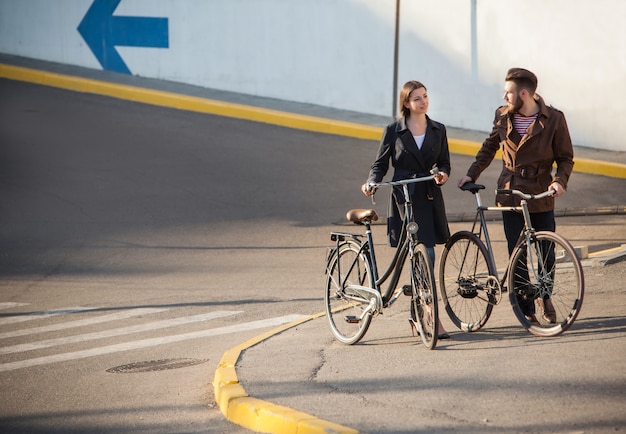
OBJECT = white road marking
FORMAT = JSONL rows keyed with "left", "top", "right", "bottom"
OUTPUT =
{"left": 0, "top": 314, "right": 307, "bottom": 372}
{"left": 0, "top": 307, "right": 100, "bottom": 325}
{"left": 0, "top": 310, "right": 242, "bottom": 355}
{"left": 0, "top": 308, "right": 167, "bottom": 339}
{"left": 0, "top": 302, "right": 29, "bottom": 310}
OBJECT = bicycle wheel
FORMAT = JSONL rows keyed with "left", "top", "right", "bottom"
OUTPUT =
{"left": 509, "top": 231, "right": 584, "bottom": 337}
{"left": 324, "top": 240, "right": 375, "bottom": 344}
{"left": 409, "top": 243, "right": 438, "bottom": 349}
{"left": 439, "top": 231, "right": 498, "bottom": 332}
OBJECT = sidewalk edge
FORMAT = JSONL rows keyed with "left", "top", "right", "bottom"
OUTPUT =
{"left": 212, "top": 312, "right": 359, "bottom": 434}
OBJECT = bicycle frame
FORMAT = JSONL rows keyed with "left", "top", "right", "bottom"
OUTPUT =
{"left": 466, "top": 187, "right": 552, "bottom": 294}
{"left": 328, "top": 173, "right": 435, "bottom": 314}
{"left": 371, "top": 182, "right": 417, "bottom": 306}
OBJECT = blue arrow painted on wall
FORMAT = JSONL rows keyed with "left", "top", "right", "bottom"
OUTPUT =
{"left": 78, "top": 0, "right": 169, "bottom": 74}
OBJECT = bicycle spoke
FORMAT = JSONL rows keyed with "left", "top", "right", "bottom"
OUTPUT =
{"left": 325, "top": 241, "right": 374, "bottom": 344}
{"left": 439, "top": 231, "right": 495, "bottom": 332}
{"left": 509, "top": 231, "right": 584, "bottom": 337}
{"left": 411, "top": 243, "right": 437, "bottom": 349}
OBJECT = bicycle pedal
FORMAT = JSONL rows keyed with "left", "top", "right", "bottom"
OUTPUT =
{"left": 402, "top": 285, "right": 412, "bottom": 296}
{"left": 488, "top": 290, "right": 502, "bottom": 305}
{"left": 345, "top": 316, "right": 360, "bottom": 324}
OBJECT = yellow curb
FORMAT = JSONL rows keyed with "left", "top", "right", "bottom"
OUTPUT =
{"left": 588, "top": 245, "right": 625, "bottom": 258}
{"left": 2, "top": 63, "right": 624, "bottom": 179}
{"left": 0, "top": 63, "right": 380, "bottom": 141}
{"left": 227, "top": 397, "right": 358, "bottom": 434}
{"left": 212, "top": 311, "right": 358, "bottom": 433}
{"left": 448, "top": 137, "right": 503, "bottom": 160}
{"left": 572, "top": 157, "right": 626, "bottom": 179}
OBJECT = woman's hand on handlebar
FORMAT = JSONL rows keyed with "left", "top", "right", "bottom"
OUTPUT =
{"left": 434, "top": 171, "right": 449, "bottom": 185}
{"left": 361, "top": 183, "right": 374, "bottom": 196}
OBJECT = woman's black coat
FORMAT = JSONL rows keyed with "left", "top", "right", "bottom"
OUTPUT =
{"left": 367, "top": 116, "right": 451, "bottom": 247}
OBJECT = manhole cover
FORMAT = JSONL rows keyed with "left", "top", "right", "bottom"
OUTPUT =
{"left": 106, "top": 358, "right": 208, "bottom": 373}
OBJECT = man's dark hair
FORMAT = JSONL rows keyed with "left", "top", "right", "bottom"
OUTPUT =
{"left": 505, "top": 67, "right": 538, "bottom": 95}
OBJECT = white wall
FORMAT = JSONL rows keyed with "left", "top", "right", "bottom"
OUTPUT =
{"left": 1, "top": 0, "right": 624, "bottom": 151}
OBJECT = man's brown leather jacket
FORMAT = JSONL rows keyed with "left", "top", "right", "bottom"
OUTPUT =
{"left": 466, "top": 95, "right": 574, "bottom": 213}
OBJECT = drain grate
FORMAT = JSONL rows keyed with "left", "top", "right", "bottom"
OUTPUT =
{"left": 106, "top": 358, "right": 208, "bottom": 373}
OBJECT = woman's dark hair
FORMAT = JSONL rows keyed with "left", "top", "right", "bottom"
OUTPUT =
{"left": 399, "top": 80, "right": 427, "bottom": 118}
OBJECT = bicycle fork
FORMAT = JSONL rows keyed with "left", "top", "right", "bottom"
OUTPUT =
{"left": 513, "top": 200, "right": 554, "bottom": 300}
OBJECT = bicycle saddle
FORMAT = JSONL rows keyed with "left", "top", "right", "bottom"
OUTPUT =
{"left": 346, "top": 209, "right": 379, "bottom": 224}
{"left": 460, "top": 182, "right": 485, "bottom": 194}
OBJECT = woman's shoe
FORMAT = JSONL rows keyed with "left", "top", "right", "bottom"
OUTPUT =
{"left": 408, "top": 318, "right": 418, "bottom": 337}
{"left": 409, "top": 318, "right": 451, "bottom": 340}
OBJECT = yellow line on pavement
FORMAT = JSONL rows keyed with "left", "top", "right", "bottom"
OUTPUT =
{"left": 212, "top": 311, "right": 359, "bottom": 434}
{"left": 0, "top": 64, "right": 381, "bottom": 141}
{"left": 1, "top": 63, "right": 625, "bottom": 180}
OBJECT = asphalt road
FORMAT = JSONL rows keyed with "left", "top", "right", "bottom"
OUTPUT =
{"left": 1, "top": 78, "right": 625, "bottom": 433}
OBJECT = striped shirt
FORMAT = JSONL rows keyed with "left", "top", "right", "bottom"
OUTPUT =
{"left": 513, "top": 112, "right": 538, "bottom": 136}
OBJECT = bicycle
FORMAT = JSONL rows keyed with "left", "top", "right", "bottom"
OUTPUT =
{"left": 439, "top": 183, "right": 584, "bottom": 337}
{"left": 324, "top": 170, "right": 440, "bottom": 348}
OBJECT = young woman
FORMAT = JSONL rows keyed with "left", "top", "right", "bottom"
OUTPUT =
{"left": 362, "top": 80, "right": 452, "bottom": 339}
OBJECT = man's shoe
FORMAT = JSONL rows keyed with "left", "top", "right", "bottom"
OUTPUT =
{"left": 538, "top": 297, "right": 557, "bottom": 323}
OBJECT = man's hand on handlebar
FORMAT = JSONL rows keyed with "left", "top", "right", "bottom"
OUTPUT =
{"left": 457, "top": 175, "right": 473, "bottom": 188}
{"left": 456, "top": 174, "right": 564, "bottom": 198}
{"left": 549, "top": 181, "right": 565, "bottom": 197}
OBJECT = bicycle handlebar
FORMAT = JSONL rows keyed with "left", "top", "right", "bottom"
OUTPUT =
{"left": 366, "top": 166, "right": 439, "bottom": 192}
{"left": 496, "top": 188, "right": 556, "bottom": 200}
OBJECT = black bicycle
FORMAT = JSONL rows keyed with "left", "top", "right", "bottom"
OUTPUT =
{"left": 439, "top": 183, "right": 584, "bottom": 337}
{"left": 324, "top": 169, "right": 439, "bottom": 348}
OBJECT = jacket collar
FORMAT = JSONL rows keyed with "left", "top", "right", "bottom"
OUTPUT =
{"left": 395, "top": 115, "right": 439, "bottom": 133}
{"left": 395, "top": 115, "right": 439, "bottom": 172}
{"left": 500, "top": 94, "right": 550, "bottom": 146}
{"left": 536, "top": 95, "right": 551, "bottom": 118}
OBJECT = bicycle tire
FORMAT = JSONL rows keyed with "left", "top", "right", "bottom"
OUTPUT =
{"left": 324, "top": 240, "right": 375, "bottom": 344}
{"left": 410, "top": 243, "right": 438, "bottom": 349}
{"left": 439, "top": 231, "right": 497, "bottom": 332}
{"left": 508, "top": 231, "right": 584, "bottom": 337}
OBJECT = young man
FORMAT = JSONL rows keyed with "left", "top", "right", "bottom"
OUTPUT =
{"left": 457, "top": 67, "right": 574, "bottom": 324}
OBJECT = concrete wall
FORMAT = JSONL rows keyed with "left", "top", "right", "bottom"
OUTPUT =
{"left": 1, "top": 0, "right": 624, "bottom": 151}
